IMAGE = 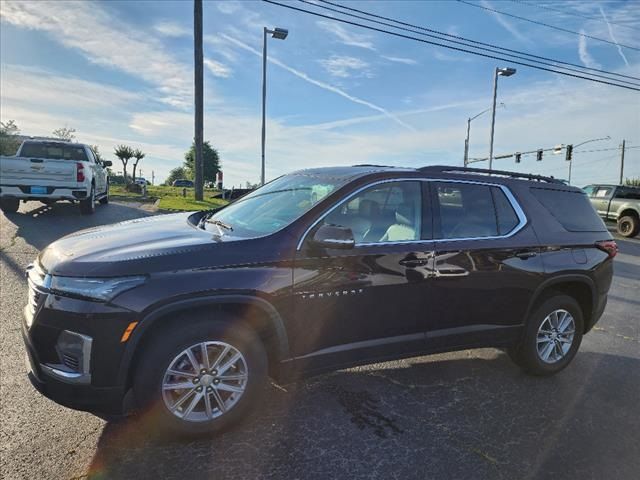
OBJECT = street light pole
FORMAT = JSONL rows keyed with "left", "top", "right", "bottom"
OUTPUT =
{"left": 488, "top": 67, "right": 516, "bottom": 171}
{"left": 464, "top": 104, "right": 504, "bottom": 167}
{"left": 261, "top": 27, "right": 288, "bottom": 186}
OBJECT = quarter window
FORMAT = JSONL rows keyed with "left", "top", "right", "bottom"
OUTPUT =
{"left": 324, "top": 181, "right": 423, "bottom": 244}
{"left": 435, "top": 183, "right": 519, "bottom": 239}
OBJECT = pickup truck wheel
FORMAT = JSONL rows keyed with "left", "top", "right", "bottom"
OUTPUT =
{"left": 99, "top": 184, "right": 109, "bottom": 205}
{"left": 79, "top": 186, "right": 96, "bottom": 215}
{"left": 133, "top": 316, "right": 267, "bottom": 436}
{"left": 508, "top": 295, "right": 583, "bottom": 376}
{"left": 0, "top": 198, "right": 20, "bottom": 214}
{"left": 617, "top": 215, "right": 639, "bottom": 238}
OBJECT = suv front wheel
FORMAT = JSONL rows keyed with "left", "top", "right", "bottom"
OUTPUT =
{"left": 509, "top": 295, "right": 584, "bottom": 376}
{"left": 133, "top": 316, "right": 268, "bottom": 436}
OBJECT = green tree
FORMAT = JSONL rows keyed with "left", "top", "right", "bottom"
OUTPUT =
{"left": 184, "top": 141, "right": 220, "bottom": 182}
{"left": 165, "top": 166, "right": 188, "bottom": 186}
{"left": 52, "top": 126, "right": 76, "bottom": 141}
{"left": 0, "top": 120, "right": 21, "bottom": 155}
{"left": 132, "top": 148, "right": 145, "bottom": 182}
{"left": 114, "top": 145, "right": 134, "bottom": 183}
{"left": 625, "top": 178, "right": 640, "bottom": 187}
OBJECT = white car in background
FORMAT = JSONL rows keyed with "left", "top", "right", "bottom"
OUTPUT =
{"left": 0, "top": 139, "right": 111, "bottom": 214}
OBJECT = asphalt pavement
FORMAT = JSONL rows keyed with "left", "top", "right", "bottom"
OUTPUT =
{"left": 1, "top": 201, "right": 638, "bottom": 480}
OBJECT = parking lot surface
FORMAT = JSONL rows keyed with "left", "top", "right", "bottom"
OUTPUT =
{"left": 1, "top": 201, "right": 638, "bottom": 479}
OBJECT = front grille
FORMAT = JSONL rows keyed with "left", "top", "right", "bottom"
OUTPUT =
{"left": 62, "top": 353, "right": 80, "bottom": 371}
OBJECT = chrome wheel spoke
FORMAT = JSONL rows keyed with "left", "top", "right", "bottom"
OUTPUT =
{"left": 218, "top": 373, "right": 247, "bottom": 381}
{"left": 211, "top": 345, "right": 230, "bottom": 370}
{"left": 211, "top": 387, "right": 227, "bottom": 413}
{"left": 182, "top": 392, "right": 204, "bottom": 418}
{"left": 204, "top": 392, "right": 213, "bottom": 419}
{"left": 540, "top": 342, "right": 555, "bottom": 361}
{"left": 163, "top": 381, "right": 194, "bottom": 391}
{"left": 216, "top": 382, "right": 244, "bottom": 394}
{"left": 218, "top": 352, "right": 242, "bottom": 375}
{"left": 185, "top": 348, "right": 200, "bottom": 371}
{"left": 167, "top": 368, "right": 196, "bottom": 378}
{"left": 171, "top": 388, "right": 196, "bottom": 411}
{"left": 200, "top": 342, "right": 210, "bottom": 369}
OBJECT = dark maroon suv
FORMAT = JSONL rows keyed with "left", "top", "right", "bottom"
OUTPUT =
{"left": 23, "top": 165, "right": 616, "bottom": 435}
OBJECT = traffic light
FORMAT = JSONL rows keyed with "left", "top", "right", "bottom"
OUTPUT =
{"left": 565, "top": 144, "right": 573, "bottom": 161}
{"left": 537, "top": 149, "right": 543, "bottom": 161}
{"left": 515, "top": 152, "right": 521, "bottom": 163}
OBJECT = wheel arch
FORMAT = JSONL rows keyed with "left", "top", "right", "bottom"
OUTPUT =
{"left": 117, "top": 295, "right": 290, "bottom": 387}
{"left": 617, "top": 208, "right": 639, "bottom": 220}
{"left": 526, "top": 275, "right": 596, "bottom": 333}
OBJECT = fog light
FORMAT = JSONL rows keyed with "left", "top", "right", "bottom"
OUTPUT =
{"left": 55, "top": 330, "right": 92, "bottom": 375}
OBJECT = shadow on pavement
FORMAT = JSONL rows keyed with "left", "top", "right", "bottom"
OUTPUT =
{"left": 2, "top": 201, "right": 153, "bottom": 252}
{"left": 87, "top": 350, "right": 639, "bottom": 480}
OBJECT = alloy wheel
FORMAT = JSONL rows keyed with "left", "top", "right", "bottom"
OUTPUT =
{"left": 162, "top": 341, "right": 248, "bottom": 422}
{"left": 536, "top": 309, "right": 575, "bottom": 364}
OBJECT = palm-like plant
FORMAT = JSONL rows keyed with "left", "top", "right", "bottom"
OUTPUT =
{"left": 114, "top": 145, "right": 134, "bottom": 183}
{"left": 132, "top": 149, "right": 146, "bottom": 183}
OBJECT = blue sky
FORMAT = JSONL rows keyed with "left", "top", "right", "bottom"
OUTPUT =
{"left": 1, "top": 0, "right": 639, "bottom": 186}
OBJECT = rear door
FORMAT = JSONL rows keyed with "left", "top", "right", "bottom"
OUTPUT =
{"left": 427, "top": 181, "right": 543, "bottom": 348}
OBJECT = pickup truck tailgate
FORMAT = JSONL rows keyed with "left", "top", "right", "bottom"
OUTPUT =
{"left": 0, "top": 156, "right": 78, "bottom": 185}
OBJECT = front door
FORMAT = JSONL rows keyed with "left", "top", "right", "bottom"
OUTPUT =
{"left": 291, "top": 180, "right": 435, "bottom": 370}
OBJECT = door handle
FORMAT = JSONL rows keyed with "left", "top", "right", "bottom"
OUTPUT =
{"left": 399, "top": 258, "right": 430, "bottom": 267}
{"left": 515, "top": 250, "right": 538, "bottom": 260}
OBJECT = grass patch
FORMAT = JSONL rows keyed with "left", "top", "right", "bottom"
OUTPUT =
{"left": 110, "top": 184, "right": 228, "bottom": 211}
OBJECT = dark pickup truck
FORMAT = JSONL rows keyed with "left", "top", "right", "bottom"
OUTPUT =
{"left": 584, "top": 184, "right": 640, "bottom": 237}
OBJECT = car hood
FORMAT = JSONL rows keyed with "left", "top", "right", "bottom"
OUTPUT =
{"left": 38, "top": 212, "right": 272, "bottom": 277}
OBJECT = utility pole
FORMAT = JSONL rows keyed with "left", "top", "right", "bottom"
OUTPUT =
{"left": 193, "top": 0, "right": 204, "bottom": 201}
{"left": 619, "top": 139, "right": 626, "bottom": 185}
{"left": 488, "top": 67, "right": 516, "bottom": 171}
{"left": 151, "top": 170, "right": 155, "bottom": 186}
{"left": 463, "top": 118, "right": 471, "bottom": 167}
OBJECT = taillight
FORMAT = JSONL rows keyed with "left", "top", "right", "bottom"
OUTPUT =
{"left": 596, "top": 240, "right": 618, "bottom": 259}
{"left": 76, "top": 162, "right": 85, "bottom": 182}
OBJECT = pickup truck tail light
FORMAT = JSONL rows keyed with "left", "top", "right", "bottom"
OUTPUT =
{"left": 595, "top": 240, "right": 618, "bottom": 259}
{"left": 76, "top": 162, "right": 85, "bottom": 182}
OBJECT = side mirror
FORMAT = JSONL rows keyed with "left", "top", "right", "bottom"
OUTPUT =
{"left": 311, "top": 224, "right": 355, "bottom": 249}
{"left": 102, "top": 160, "right": 113, "bottom": 167}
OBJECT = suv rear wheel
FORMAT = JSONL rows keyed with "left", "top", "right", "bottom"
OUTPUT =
{"left": 509, "top": 294, "right": 584, "bottom": 376}
{"left": 133, "top": 316, "right": 267, "bottom": 436}
{"left": 617, "top": 215, "right": 639, "bottom": 238}
{"left": 0, "top": 197, "right": 19, "bottom": 214}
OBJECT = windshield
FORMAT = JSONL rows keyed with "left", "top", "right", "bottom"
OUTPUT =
{"left": 20, "top": 142, "right": 88, "bottom": 161}
{"left": 207, "top": 173, "right": 348, "bottom": 238}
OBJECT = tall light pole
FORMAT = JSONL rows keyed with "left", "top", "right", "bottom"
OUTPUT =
{"left": 568, "top": 135, "right": 611, "bottom": 184}
{"left": 488, "top": 67, "right": 516, "bottom": 171}
{"left": 464, "top": 103, "right": 504, "bottom": 167}
{"left": 261, "top": 27, "right": 288, "bottom": 186}
{"left": 194, "top": 0, "right": 204, "bottom": 201}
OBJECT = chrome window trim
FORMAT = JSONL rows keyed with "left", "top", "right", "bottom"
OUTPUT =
{"left": 296, "top": 177, "right": 528, "bottom": 250}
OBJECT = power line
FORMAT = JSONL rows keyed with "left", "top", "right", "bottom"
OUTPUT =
{"left": 509, "top": 1, "right": 640, "bottom": 33}
{"left": 263, "top": 0, "right": 640, "bottom": 91}
{"left": 457, "top": 0, "right": 640, "bottom": 52}
{"left": 575, "top": 145, "right": 639, "bottom": 154}
{"left": 311, "top": 0, "right": 640, "bottom": 85}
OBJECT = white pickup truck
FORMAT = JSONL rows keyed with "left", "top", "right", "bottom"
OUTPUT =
{"left": 0, "top": 139, "right": 111, "bottom": 214}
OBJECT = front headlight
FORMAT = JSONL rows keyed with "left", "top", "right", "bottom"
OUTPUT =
{"left": 49, "top": 275, "right": 146, "bottom": 302}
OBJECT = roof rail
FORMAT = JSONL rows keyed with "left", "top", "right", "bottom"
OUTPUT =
{"left": 418, "top": 165, "right": 564, "bottom": 184}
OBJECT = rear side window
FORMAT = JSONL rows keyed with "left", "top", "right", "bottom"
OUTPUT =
{"left": 530, "top": 188, "right": 606, "bottom": 232}
{"left": 435, "top": 183, "right": 520, "bottom": 239}
{"left": 20, "top": 142, "right": 88, "bottom": 161}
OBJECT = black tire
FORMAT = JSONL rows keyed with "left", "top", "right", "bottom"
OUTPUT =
{"left": 99, "top": 184, "right": 109, "bottom": 205}
{"left": 509, "top": 294, "right": 584, "bottom": 376}
{"left": 133, "top": 315, "right": 268, "bottom": 436}
{"left": 0, "top": 197, "right": 20, "bottom": 214}
{"left": 79, "top": 185, "right": 96, "bottom": 214}
{"left": 617, "top": 215, "right": 639, "bottom": 238}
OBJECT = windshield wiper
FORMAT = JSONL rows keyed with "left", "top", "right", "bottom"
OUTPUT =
{"left": 205, "top": 219, "right": 233, "bottom": 231}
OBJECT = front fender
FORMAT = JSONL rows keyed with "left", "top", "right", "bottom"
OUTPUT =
{"left": 116, "top": 294, "right": 290, "bottom": 385}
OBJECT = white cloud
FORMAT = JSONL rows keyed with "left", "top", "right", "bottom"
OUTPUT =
{"left": 382, "top": 56, "right": 418, "bottom": 65}
{"left": 316, "top": 21, "right": 376, "bottom": 50}
{"left": 153, "top": 21, "right": 190, "bottom": 38}
{"left": 220, "top": 34, "right": 414, "bottom": 131}
{"left": 217, "top": 1, "right": 242, "bottom": 15}
{"left": 319, "top": 55, "right": 372, "bottom": 78}
{"left": 204, "top": 58, "right": 233, "bottom": 78}
{"left": 598, "top": 6, "right": 630, "bottom": 67}
{"left": 0, "top": 1, "right": 192, "bottom": 108}
{"left": 578, "top": 32, "right": 601, "bottom": 69}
